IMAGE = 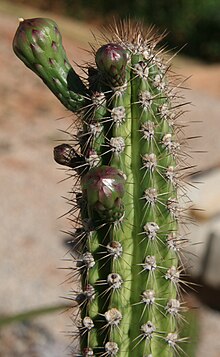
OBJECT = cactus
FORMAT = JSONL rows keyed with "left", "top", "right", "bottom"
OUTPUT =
{"left": 13, "top": 18, "right": 190, "bottom": 357}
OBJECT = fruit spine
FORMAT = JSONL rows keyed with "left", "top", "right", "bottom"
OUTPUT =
{"left": 13, "top": 18, "right": 189, "bottom": 356}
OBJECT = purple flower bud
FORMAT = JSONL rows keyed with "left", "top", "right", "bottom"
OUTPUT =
{"left": 95, "top": 43, "right": 128, "bottom": 87}
{"left": 82, "top": 166, "right": 126, "bottom": 222}
{"left": 53, "top": 144, "right": 85, "bottom": 171}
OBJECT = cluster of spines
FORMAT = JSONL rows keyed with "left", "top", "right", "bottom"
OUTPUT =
{"left": 12, "top": 18, "right": 190, "bottom": 357}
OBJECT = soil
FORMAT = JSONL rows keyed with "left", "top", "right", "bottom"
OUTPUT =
{"left": 1, "top": 5, "right": 220, "bottom": 357}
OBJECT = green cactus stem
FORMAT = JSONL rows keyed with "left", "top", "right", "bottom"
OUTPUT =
{"left": 13, "top": 18, "right": 191, "bottom": 357}
{"left": 13, "top": 18, "right": 88, "bottom": 111}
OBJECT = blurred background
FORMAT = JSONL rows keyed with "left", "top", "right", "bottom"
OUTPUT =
{"left": 1, "top": 0, "right": 220, "bottom": 356}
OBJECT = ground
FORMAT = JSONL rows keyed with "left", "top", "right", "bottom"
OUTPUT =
{"left": 0, "top": 2, "right": 220, "bottom": 356}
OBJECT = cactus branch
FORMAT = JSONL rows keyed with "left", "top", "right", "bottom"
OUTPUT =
{"left": 13, "top": 18, "right": 89, "bottom": 111}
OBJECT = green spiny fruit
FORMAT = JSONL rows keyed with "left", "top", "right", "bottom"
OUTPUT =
{"left": 13, "top": 18, "right": 191, "bottom": 357}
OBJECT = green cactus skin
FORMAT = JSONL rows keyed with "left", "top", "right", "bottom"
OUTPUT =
{"left": 13, "top": 18, "right": 190, "bottom": 357}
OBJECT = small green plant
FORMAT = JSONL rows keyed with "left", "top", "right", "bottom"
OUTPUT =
{"left": 13, "top": 18, "right": 192, "bottom": 356}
